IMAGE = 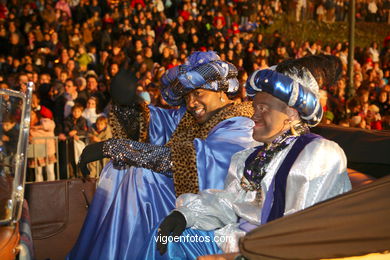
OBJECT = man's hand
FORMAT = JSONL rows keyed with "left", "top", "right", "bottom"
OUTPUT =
{"left": 156, "top": 211, "right": 186, "bottom": 255}
{"left": 78, "top": 142, "right": 105, "bottom": 177}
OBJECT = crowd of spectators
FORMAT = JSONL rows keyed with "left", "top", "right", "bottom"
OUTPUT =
{"left": 0, "top": 0, "right": 389, "bottom": 179}
{"left": 295, "top": 0, "right": 390, "bottom": 23}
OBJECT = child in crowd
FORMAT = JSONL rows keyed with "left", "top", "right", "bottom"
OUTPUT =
{"left": 28, "top": 110, "right": 57, "bottom": 182}
{"left": 64, "top": 104, "right": 88, "bottom": 139}
{"left": 366, "top": 104, "right": 383, "bottom": 130}
{"left": 64, "top": 104, "right": 88, "bottom": 177}
{"left": 87, "top": 116, "right": 112, "bottom": 177}
{"left": 31, "top": 91, "right": 53, "bottom": 119}
{"left": 82, "top": 96, "right": 103, "bottom": 128}
{"left": 1, "top": 114, "right": 19, "bottom": 175}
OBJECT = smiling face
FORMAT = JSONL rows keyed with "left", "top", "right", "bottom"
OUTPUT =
{"left": 87, "top": 76, "right": 98, "bottom": 92}
{"left": 252, "top": 92, "right": 291, "bottom": 144}
{"left": 185, "top": 89, "right": 227, "bottom": 125}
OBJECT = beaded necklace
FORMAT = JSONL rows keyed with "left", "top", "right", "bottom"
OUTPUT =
{"left": 241, "top": 123, "right": 309, "bottom": 193}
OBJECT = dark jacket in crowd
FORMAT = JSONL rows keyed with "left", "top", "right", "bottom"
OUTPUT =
{"left": 63, "top": 115, "right": 88, "bottom": 137}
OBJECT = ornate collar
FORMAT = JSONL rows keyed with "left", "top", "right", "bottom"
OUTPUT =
{"left": 241, "top": 123, "right": 309, "bottom": 192}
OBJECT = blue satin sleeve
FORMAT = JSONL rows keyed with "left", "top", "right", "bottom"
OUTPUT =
{"left": 195, "top": 117, "right": 255, "bottom": 190}
{"left": 148, "top": 105, "right": 186, "bottom": 145}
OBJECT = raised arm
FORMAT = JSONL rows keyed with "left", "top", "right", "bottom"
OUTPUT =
{"left": 101, "top": 138, "right": 172, "bottom": 175}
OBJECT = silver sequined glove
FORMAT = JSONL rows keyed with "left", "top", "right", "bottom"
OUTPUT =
{"left": 102, "top": 138, "right": 173, "bottom": 177}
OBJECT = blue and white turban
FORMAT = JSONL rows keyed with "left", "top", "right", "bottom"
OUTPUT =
{"left": 160, "top": 51, "right": 239, "bottom": 106}
{"left": 246, "top": 67, "right": 322, "bottom": 127}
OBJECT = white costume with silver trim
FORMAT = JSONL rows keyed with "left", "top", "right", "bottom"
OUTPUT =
{"left": 176, "top": 137, "right": 352, "bottom": 252}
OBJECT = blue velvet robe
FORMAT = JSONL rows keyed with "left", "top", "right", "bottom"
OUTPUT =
{"left": 67, "top": 105, "right": 254, "bottom": 260}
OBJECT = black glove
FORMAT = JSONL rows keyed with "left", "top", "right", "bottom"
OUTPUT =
{"left": 78, "top": 142, "right": 105, "bottom": 178}
{"left": 156, "top": 211, "right": 187, "bottom": 255}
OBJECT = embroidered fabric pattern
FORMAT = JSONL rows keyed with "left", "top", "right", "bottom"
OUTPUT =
{"left": 102, "top": 138, "right": 173, "bottom": 177}
{"left": 241, "top": 123, "right": 309, "bottom": 192}
{"left": 160, "top": 51, "right": 240, "bottom": 106}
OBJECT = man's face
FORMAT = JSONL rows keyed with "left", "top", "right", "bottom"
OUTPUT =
{"left": 87, "top": 77, "right": 98, "bottom": 92}
{"left": 145, "top": 48, "right": 153, "bottom": 58}
{"left": 146, "top": 36, "right": 154, "bottom": 46}
{"left": 60, "top": 72, "right": 68, "bottom": 83}
{"left": 379, "top": 92, "right": 387, "bottom": 103}
{"left": 19, "top": 75, "right": 28, "bottom": 92}
{"left": 135, "top": 55, "right": 143, "bottom": 64}
{"left": 65, "top": 81, "right": 77, "bottom": 94}
{"left": 40, "top": 74, "right": 51, "bottom": 84}
{"left": 252, "top": 92, "right": 289, "bottom": 144}
{"left": 51, "top": 32, "right": 58, "bottom": 41}
{"left": 135, "top": 40, "right": 143, "bottom": 49}
{"left": 110, "top": 64, "right": 119, "bottom": 76}
{"left": 10, "top": 33, "right": 19, "bottom": 45}
{"left": 19, "top": 75, "right": 28, "bottom": 86}
{"left": 185, "top": 89, "right": 225, "bottom": 125}
{"left": 67, "top": 60, "right": 75, "bottom": 70}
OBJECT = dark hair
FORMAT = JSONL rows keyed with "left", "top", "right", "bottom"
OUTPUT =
{"left": 96, "top": 116, "right": 108, "bottom": 124}
{"left": 275, "top": 54, "right": 342, "bottom": 89}
{"left": 347, "top": 97, "right": 361, "bottom": 110}
{"left": 86, "top": 74, "right": 98, "bottom": 81}
{"left": 72, "top": 104, "right": 84, "bottom": 112}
